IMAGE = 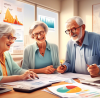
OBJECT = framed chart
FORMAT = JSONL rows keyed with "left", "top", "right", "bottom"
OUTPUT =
{"left": 92, "top": 3, "right": 100, "bottom": 34}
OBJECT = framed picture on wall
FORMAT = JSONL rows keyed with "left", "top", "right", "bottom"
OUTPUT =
{"left": 38, "top": 15, "right": 55, "bottom": 31}
{"left": 92, "top": 3, "right": 100, "bottom": 34}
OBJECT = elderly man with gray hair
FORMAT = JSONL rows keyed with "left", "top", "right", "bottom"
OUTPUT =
{"left": 57, "top": 16, "right": 100, "bottom": 77}
{"left": 22, "top": 21, "right": 60, "bottom": 74}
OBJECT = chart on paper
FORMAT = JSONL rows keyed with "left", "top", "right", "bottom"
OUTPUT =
{"left": 48, "top": 83, "right": 100, "bottom": 98}
{"left": 57, "top": 85, "right": 81, "bottom": 93}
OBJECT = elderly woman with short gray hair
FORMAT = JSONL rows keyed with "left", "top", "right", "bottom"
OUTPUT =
{"left": 0, "top": 22, "right": 37, "bottom": 83}
{"left": 22, "top": 21, "right": 60, "bottom": 74}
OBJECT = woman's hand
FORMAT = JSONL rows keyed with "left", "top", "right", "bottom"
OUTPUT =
{"left": 29, "top": 65, "right": 56, "bottom": 74}
{"left": 20, "top": 70, "right": 38, "bottom": 80}
{"left": 43, "top": 65, "right": 56, "bottom": 74}
{"left": 57, "top": 65, "right": 67, "bottom": 73}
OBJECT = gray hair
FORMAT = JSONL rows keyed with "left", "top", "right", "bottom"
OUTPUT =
{"left": 29, "top": 21, "right": 48, "bottom": 35}
{"left": 0, "top": 22, "right": 15, "bottom": 38}
{"left": 66, "top": 16, "right": 83, "bottom": 26}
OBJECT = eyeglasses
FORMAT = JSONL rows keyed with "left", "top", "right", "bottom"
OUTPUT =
{"left": 32, "top": 31, "right": 45, "bottom": 37}
{"left": 65, "top": 26, "right": 82, "bottom": 35}
{"left": 4, "top": 35, "right": 17, "bottom": 41}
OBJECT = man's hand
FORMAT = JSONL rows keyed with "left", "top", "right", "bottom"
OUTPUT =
{"left": 57, "top": 65, "right": 67, "bottom": 73}
{"left": 87, "top": 64, "right": 100, "bottom": 77}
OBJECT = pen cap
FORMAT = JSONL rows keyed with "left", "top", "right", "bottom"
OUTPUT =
{"left": 60, "top": 59, "right": 64, "bottom": 65}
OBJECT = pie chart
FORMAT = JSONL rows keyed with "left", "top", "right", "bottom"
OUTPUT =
{"left": 57, "top": 85, "right": 82, "bottom": 93}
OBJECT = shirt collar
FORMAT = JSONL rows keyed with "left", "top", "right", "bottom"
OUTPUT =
{"left": 34, "top": 40, "right": 51, "bottom": 52}
{"left": 73, "top": 31, "right": 89, "bottom": 46}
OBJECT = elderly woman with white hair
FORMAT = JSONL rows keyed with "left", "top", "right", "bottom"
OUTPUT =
{"left": 0, "top": 23, "right": 38, "bottom": 83}
{"left": 22, "top": 21, "right": 60, "bottom": 74}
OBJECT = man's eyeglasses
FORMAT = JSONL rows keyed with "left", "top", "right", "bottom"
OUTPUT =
{"left": 4, "top": 35, "right": 17, "bottom": 41}
{"left": 32, "top": 31, "right": 45, "bottom": 37}
{"left": 65, "top": 26, "right": 82, "bottom": 35}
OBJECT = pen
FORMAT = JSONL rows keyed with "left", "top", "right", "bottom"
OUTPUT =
{"left": 61, "top": 63, "right": 65, "bottom": 68}
{"left": 36, "top": 76, "right": 39, "bottom": 79}
{"left": 28, "top": 74, "right": 39, "bottom": 80}
{"left": 60, "top": 60, "right": 65, "bottom": 68}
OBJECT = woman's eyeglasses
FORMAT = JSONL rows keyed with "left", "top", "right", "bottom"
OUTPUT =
{"left": 4, "top": 35, "right": 17, "bottom": 41}
{"left": 32, "top": 31, "right": 45, "bottom": 37}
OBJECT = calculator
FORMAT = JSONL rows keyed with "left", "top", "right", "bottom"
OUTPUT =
{"left": 13, "top": 83, "right": 52, "bottom": 93}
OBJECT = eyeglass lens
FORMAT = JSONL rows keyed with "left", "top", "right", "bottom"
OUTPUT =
{"left": 65, "top": 26, "right": 81, "bottom": 34}
{"left": 33, "top": 31, "right": 44, "bottom": 37}
{"left": 7, "top": 35, "right": 17, "bottom": 41}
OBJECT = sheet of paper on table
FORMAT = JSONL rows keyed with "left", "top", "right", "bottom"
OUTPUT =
{"left": 2, "top": 73, "right": 77, "bottom": 87}
{"left": 2, "top": 72, "right": 100, "bottom": 88}
{"left": 48, "top": 83, "right": 100, "bottom": 98}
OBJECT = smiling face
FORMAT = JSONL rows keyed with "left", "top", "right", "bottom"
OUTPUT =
{"left": 66, "top": 20, "right": 84, "bottom": 42}
{"left": 0, "top": 33, "right": 15, "bottom": 53}
{"left": 32, "top": 25, "right": 46, "bottom": 43}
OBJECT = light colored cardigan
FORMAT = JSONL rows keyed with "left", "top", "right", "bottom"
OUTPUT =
{"left": 0, "top": 51, "right": 26, "bottom": 81}
{"left": 22, "top": 41, "right": 60, "bottom": 69}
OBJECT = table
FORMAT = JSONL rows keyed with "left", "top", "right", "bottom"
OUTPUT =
{"left": 0, "top": 80, "right": 80, "bottom": 98}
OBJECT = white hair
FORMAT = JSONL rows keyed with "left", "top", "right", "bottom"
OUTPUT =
{"left": 0, "top": 22, "right": 15, "bottom": 38}
{"left": 65, "top": 16, "right": 83, "bottom": 27}
{"left": 29, "top": 21, "right": 48, "bottom": 35}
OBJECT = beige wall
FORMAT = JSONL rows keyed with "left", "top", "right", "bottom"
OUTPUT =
{"left": 19, "top": 0, "right": 61, "bottom": 12}
{"left": 79, "top": 0, "right": 100, "bottom": 32}
{"left": 59, "top": 0, "right": 78, "bottom": 60}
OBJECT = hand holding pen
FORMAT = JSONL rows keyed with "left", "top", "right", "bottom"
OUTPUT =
{"left": 87, "top": 64, "right": 100, "bottom": 78}
{"left": 57, "top": 60, "right": 67, "bottom": 73}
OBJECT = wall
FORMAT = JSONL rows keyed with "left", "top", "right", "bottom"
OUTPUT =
{"left": 79, "top": 0, "right": 100, "bottom": 32}
{"left": 59, "top": 0, "right": 78, "bottom": 60}
{"left": 18, "top": 0, "right": 61, "bottom": 12}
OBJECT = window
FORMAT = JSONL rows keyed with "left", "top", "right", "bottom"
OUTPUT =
{"left": 37, "top": 7, "right": 59, "bottom": 46}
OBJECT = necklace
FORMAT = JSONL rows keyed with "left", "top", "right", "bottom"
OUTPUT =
{"left": 39, "top": 48, "right": 45, "bottom": 56}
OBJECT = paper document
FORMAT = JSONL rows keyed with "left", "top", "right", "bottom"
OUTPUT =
{"left": 2, "top": 73, "right": 76, "bottom": 87}
{"left": 48, "top": 83, "right": 100, "bottom": 98}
